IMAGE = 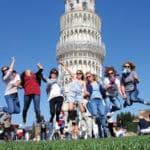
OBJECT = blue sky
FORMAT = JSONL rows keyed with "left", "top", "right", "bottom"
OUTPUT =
{"left": 0, "top": 0, "right": 150, "bottom": 126}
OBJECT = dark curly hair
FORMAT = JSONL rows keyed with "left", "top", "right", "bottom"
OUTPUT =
{"left": 104, "top": 66, "right": 117, "bottom": 77}
{"left": 122, "top": 61, "right": 136, "bottom": 70}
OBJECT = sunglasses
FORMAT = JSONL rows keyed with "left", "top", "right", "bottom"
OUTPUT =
{"left": 123, "top": 65, "right": 130, "bottom": 68}
{"left": 86, "top": 75, "right": 92, "bottom": 79}
{"left": 77, "top": 72, "right": 82, "bottom": 75}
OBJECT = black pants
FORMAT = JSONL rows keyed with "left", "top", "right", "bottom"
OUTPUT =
{"left": 108, "top": 123, "right": 115, "bottom": 137}
{"left": 4, "top": 127, "right": 12, "bottom": 141}
{"left": 49, "top": 96, "right": 63, "bottom": 123}
{"left": 40, "top": 130, "right": 47, "bottom": 140}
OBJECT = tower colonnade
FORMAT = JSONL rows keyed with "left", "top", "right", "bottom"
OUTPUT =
{"left": 56, "top": 0, "right": 106, "bottom": 93}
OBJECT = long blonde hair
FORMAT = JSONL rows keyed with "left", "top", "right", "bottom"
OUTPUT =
{"left": 85, "top": 71, "right": 97, "bottom": 81}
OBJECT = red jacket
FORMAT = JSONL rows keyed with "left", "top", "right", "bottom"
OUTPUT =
{"left": 24, "top": 74, "right": 40, "bottom": 95}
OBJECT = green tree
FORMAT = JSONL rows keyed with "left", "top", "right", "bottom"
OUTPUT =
{"left": 117, "top": 112, "right": 136, "bottom": 132}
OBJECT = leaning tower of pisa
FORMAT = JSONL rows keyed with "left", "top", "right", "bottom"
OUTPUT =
{"left": 56, "top": 0, "right": 106, "bottom": 92}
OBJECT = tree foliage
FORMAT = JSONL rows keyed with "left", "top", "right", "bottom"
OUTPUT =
{"left": 117, "top": 112, "right": 136, "bottom": 132}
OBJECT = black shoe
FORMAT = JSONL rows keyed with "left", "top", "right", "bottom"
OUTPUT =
{"left": 23, "top": 118, "right": 26, "bottom": 124}
{"left": 123, "top": 102, "right": 127, "bottom": 108}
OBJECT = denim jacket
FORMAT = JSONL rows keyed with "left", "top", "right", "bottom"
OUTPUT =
{"left": 86, "top": 81, "right": 106, "bottom": 100}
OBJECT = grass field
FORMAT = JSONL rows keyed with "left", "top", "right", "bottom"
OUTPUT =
{"left": 0, "top": 135, "right": 150, "bottom": 150}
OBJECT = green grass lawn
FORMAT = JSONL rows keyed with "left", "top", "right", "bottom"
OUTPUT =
{"left": 0, "top": 135, "right": 150, "bottom": 150}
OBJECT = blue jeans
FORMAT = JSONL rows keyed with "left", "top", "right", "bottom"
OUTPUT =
{"left": 3, "top": 93, "right": 20, "bottom": 114}
{"left": 48, "top": 123, "right": 53, "bottom": 138}
{"left": 105, "top": 95, "right": 121, "bottom": 113}
{"left": 23, "top": 94, "right": 40, "bottom": 123}
{"left": 86, "top": 98, "right": 108, "bottom": 137}
{"left": 87, "top": 98, "right": 105, "bottom": 116}
{"left": 124, "top": 89, "right": 149, "bottom": 106}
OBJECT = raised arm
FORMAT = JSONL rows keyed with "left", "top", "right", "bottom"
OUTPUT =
{"left": 36, "top": 63, "right": 47, "bottom": 83}
{"left": 37, "top": 63, "right": 44, "bottom": 72}
{"left": 10, "top": 57, "right": 15, "bottom": 70}
{"left": 3, "top": 57, "right": 15, "bottom": 81}
{"left": 59, "top": 61, "right": 75, "bottom": 79}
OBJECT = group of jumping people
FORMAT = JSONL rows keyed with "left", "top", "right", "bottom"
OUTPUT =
{"left": 0, "top": 57, "right": 149, "bottom": 140}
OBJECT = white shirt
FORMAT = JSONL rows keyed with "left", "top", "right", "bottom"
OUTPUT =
{"left": 104, "top": 77, "right": 120, "bottom": 96}
{"left": 48, "top": 83, "right": 62, "bottom": 101}
{"left": 4, "top": 73, "right": 20, "bottom": 95}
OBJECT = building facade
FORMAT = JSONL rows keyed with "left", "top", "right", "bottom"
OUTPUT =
{"left": 56, "top": 0, "right": 106, "bottom": 92}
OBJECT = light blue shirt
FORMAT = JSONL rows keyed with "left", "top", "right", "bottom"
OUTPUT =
{"left": 91, "top": 83, "right": 102, "bottom": 100}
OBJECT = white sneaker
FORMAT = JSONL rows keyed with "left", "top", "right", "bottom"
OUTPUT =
{"left": 0, "top": 112, "right": 4, "bottom": 118}
{"left": 55, "top": 122, "right": 60, "bottom": 130}
{"left": 144, "top": 101, "right": 150, "bottom": 105}
{"left": 106, "top": 112, "right": 114, "bottom": 118}
{"left": 22, "top": 122, "right": 26, "bottom": 129}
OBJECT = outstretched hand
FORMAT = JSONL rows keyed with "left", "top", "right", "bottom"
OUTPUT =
{"left": 58, "top": 61, "right": 73, "bottom": 77}
{"left": 59, "top": 61, "right": 65, "bottom": 66}
{"left": 122, "top": 94, "right": 127, "bottom": 99}
{"left": 37, "top": 63, "right": 43, "bottom": 69}
{"left": 11, "top": 56, "right": 15, "bottom": 62}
